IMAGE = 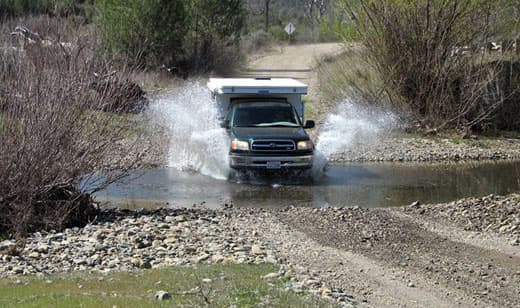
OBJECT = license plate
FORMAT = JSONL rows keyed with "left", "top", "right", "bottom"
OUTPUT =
{"left": 266, "top": 161, "right": 281, "bottom": 169}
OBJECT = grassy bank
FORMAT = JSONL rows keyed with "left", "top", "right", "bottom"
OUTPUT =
{"left": 0, "top": 263, "right": 329, "bottom": 307}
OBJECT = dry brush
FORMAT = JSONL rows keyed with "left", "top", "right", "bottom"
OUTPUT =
{"left": 0, "top": 17, "right": 150, "bottom": 237}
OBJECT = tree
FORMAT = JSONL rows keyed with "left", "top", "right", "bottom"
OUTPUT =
{"left": 95, "top": 0, "right": 187, "bottom": 68}
{"left": 95, "top": 0, "right": 245, "bottom": 74}
{"left": 183, "top": 0, "right": 245, "bottom": 73}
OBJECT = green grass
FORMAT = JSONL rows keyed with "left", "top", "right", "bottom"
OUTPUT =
{"left": 0, "top": 263, "right": 330, "bottom": 307}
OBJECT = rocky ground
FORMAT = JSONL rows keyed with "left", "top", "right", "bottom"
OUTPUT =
{"left": 329, "top": 135, "right": 520, "bottom": 163}
{"left": 1, "top": 194, "right": 519, "bottom": 307}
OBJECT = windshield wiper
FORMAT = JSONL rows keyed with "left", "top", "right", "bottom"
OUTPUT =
{"left": 255, "top": 123, "right": 299, "bottom": 127}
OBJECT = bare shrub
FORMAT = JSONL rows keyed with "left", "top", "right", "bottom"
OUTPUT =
{"left": 317, "top": 45, "right": 391, "bottom": 106}
{"left": 0, "top": 17, "right": 150, "bottom": 237}
{"left": 241, "top": 29, "right": 273, "bottom": 54}
{"left": 340, "top": 0, "right": 518, "bottom": 133}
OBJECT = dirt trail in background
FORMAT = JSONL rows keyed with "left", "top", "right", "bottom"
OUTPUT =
{"left": 243, "top": 43, "right": 343, "bottom": 100}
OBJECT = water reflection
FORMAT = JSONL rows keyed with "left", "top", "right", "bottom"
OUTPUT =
{"left": 94, "top": 161, "right": 520, "bottom": 209}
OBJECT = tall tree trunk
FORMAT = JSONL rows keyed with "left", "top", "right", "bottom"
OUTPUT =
{"left": 265, "top": 0, "right": 270, "bottom": 31}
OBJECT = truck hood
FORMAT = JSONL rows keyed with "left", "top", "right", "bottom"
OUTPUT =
{"left": 231, "top": 126, "right": 309, "bottom": 141}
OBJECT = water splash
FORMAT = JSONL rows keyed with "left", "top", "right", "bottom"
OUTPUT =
{"left": 149, "top": 83, "right": 230, "bottom": 180}
{"left": 149, "top": 84, "right": 394, "bottom": 181}
{"left": 313, "top": 98, "right": 397, "bottom": 175}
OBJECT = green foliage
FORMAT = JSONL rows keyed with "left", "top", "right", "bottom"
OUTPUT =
{"left": 95, "top": 0, "right": 245, "bottom": 75}
{"left": 243, "top": 0, "right": 345, "bottom": 43}
{"left": 0, "top": 264, "right": 329, "bottom": 307}
{"left": 95, "top": 0, "right": 186, "bottom": 68}
{"left": 318, "top": 17, "right": 358, "bottom": 42}
{"left": 0, "top": 0, "right": 93, "bottom": 18}
{"left": 182, "top": 0, "right": 245, "bottom": 74}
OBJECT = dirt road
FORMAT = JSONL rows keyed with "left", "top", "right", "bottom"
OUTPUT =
{"left": 242, "top": 43, "right": 343, "bottom": 101}
{"left": 230, "top": 194, "right": 520, "bottom": 307}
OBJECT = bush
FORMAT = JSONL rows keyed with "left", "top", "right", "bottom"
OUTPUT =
{"left": 94, "top": 0, "right": 186, "bottom": 69}
{"left": 0, "top": 17, "right": 149, "bottom": 237}
{"left": 341, "top": 0, "right": 519, "bottom": 132}
{"left": 0, "top": 0, "right": 93, "bottom": 18}
{"left": 482, "top": 60, "right": 520, "bottom": 131}
{"left": 317, "top": 46, "right": 389, "bottom": 106}
{"left": 95, "top": 0, "right": 245, "bottom": 76}
{"left": 241, "top": 29, "right": 273, "bottom": 54}
{"left": 318, "top": 17, "right": 357, "bottom": 42}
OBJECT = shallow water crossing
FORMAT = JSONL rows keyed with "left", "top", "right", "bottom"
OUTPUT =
{"left": 95, "top": 161, "right": 520, "bottom": 209}
{"left": 113, "top": 84, "right": 520, "bottom": 209}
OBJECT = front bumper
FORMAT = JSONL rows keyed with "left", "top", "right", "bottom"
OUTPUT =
{"left": 229, "top": 154, "right": 313, "bottom": 169}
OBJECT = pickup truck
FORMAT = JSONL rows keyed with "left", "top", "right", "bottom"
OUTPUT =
{"left": 207, "top": 77, "right": 315, "bottom": 170}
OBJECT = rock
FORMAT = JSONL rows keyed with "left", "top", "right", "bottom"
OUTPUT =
{"left": 28, "top": 252, "right": 40, "bottom": 258}
{"left": 152, "top": 240, "right": 163, "bottom": 248}
{"left": 155, "top": 290, "right": 171, "bottom": 301}
{"left": 251, "top": 244, "right": 264, "bottom": 255}
{"left": 410, "top": 201, "right": 421, "bottom": 208}
{"left": 140, "top": 260, "right": 152, "bottom": 269}
{"left": 193, "top": 254, "right": 210, "bottom": 263}
{"left": 0, "top": 240, "right": 16, "bottom": 252}
{"left": 164, "top": 216, "right": 176, "bottom": 223}
{"left": 108, "top": 259, "right": 120, "bottom": 268}
{"left": 211, "top": 254, "right": 225, "bottom": 263}
{"left": 73, "top": 258, "right": 87, "bottom": 265}
{"left": 262, "top": 272, "right": 281, "bottom": 280}
{"left": 130, "top": 257, "right": 142, "bottom": 267}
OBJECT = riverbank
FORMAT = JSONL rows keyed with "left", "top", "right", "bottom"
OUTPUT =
{"left": 329, "top": 134, "right": 520, "bottom": 163}
{"left": 1, "top": 193, "right": 519, "bottom": 307}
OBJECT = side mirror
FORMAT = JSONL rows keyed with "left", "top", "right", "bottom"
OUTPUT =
{"left": 303, "top": 120, "right": 315, "bottom": 129}
{"left": 219, "top": 119, "right": 230, "bottom": 129}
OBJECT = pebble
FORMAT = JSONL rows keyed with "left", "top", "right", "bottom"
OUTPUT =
{"left": 262, "top": 272, "right": 281, "bottom": 279}
{"left": 155, "top": 290, "right": 171, "bottom": 301}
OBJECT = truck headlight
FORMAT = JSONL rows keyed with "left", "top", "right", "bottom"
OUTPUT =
{"left": 231, "top": 139, "right": 249, "bottom": 151}
{"left": 297, "top": 140, "right": 313, "bottom": 150}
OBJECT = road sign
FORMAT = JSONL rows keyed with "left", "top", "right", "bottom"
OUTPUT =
{"left": 284, "top": 22, "right": 296, "bottom": 35}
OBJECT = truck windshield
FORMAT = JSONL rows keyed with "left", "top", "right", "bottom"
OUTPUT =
{"left": 232, "top": 102, "right": 301, "bottom": 127}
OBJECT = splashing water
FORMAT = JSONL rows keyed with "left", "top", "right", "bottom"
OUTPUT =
{"left": 313, "top": 98, "right": 397, "bottom": 175}
{"left": 150, "top": 84, "right": 394, "bottom": 181}
{"left": 149, "top": 83, "right": 230, "bottom": 180}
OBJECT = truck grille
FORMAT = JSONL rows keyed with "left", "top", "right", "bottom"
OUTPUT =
{"left": 251, "top": 139, "right": 295, "bottom": 151}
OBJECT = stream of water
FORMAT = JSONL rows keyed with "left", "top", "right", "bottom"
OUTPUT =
{"left": 94, "top": 83, "right": 520, "bottom": 209}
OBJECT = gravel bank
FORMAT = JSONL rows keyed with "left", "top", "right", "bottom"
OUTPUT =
{"left": 329, "top": 135, "right": 520, "bottom": 163}
{"left": 0, "top": 208, "right": 353, "bottom": 306}
{"left": 402, "top": 194, "right": 520, "bottom": 246}
{"left": 2, "top": 194, "right": 520, "bottom": 307}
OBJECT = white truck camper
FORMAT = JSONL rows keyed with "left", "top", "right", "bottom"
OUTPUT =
{"left": 207, "top": 78, "right": 315, "bottom": 170}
